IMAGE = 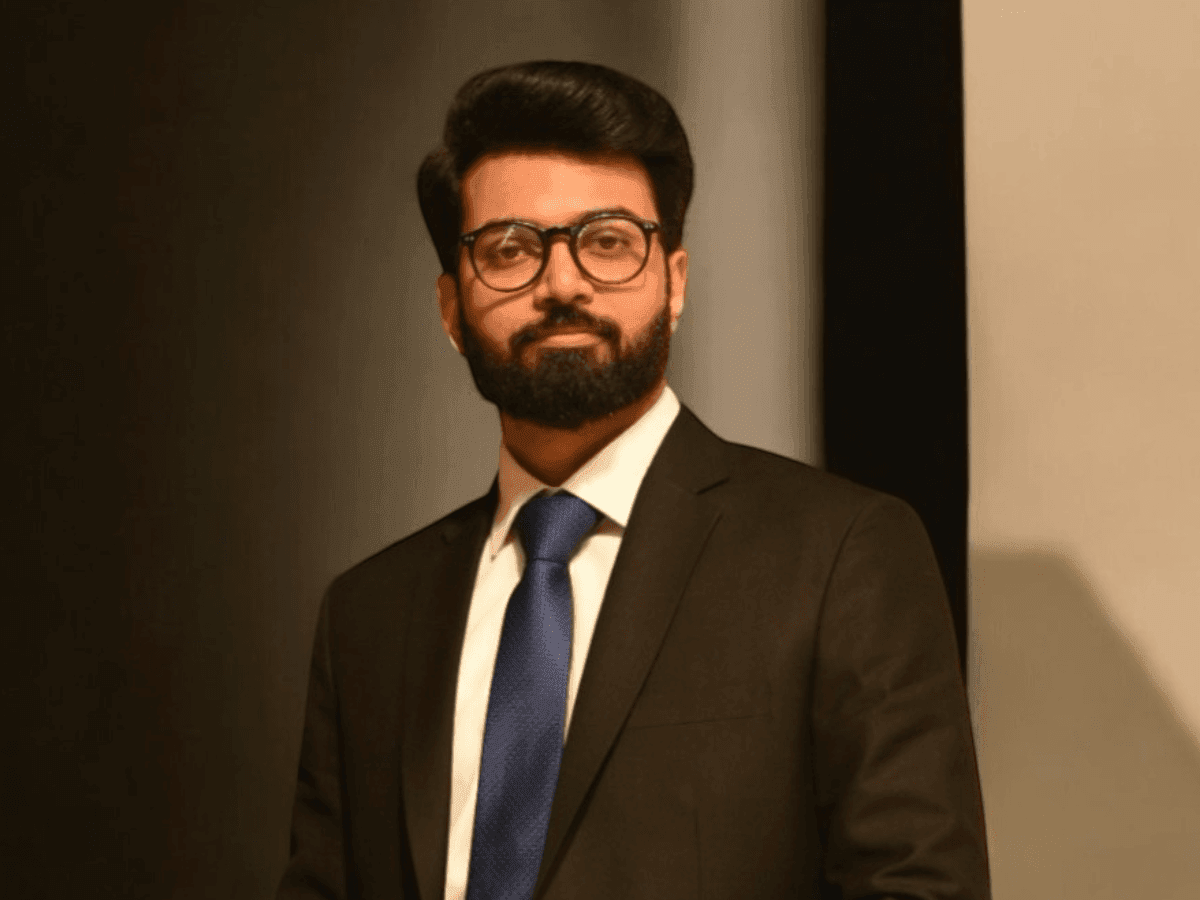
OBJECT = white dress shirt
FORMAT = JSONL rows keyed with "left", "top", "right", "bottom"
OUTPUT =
{"left": 443, "top": 384, "right": 682, "bottom": 900}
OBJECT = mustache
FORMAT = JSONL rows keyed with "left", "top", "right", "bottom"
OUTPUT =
{"left": 510, "top": 305, "right": 621, "bottom": 350}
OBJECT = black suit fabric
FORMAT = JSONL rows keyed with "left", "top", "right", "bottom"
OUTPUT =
{"left": 277, "top": 407, "right": 990, "bottom": 900}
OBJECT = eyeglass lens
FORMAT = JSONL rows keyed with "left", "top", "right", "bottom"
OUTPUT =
{"left": 471, "top": 217, "right": 649, "bottom": 290}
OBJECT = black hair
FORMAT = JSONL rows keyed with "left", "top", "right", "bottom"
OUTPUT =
{"left": 417, "top": 60, "right": 693, "bottom": 277}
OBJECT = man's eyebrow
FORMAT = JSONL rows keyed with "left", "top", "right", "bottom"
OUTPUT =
{"left": 477, "top": 206, "right": 648, "bottom": 230}
{"left": 573, "top": 206, "right": 643, "bottom": 223}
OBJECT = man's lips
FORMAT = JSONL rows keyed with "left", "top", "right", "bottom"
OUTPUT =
{"left": 512, "top": 311, "right": 619, "bottom": 351}
{"left": 531, "top": 329, "right": 604, "bottom": 346}
{"left": 518, "top": 324, "right": 610, "bottom": 346}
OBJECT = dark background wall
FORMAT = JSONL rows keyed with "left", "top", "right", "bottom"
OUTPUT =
{"left": 10, "top": 3, "right": 669, "bottom": 896}
{"left": 9, "top": 2, "right": 821, "bottom": 897}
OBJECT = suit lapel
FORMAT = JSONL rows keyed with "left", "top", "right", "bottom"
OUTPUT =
{"left": 401, "top": 486, "right": 495, "bottom": 900}
{"left": 536, "top": 408, "right": 730, "bottom": 895}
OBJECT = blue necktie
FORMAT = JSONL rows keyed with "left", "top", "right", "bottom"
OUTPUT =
{"left": 466, "top": 492, "right": 599, "bottom": 900}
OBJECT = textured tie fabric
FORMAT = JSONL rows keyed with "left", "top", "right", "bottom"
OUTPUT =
{"left": 466, "top": 492, "right": 600, "bottom": 900}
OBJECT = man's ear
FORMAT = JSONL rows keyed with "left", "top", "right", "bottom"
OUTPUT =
{"left": 666, "top": 247, "right": 688, "bottom": 333}
{"left": 436, "top": 273, "right": 464, "bottom": 354}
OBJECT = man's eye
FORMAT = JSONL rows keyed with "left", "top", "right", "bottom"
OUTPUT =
{"left": 581, "top": 230, "right": 634, "bottom": 255}
{"left": 478, "top": 229, "right": 541, "bottom": 268}
{"left": 494, "top": 244, "right": 526, "bottom": 260}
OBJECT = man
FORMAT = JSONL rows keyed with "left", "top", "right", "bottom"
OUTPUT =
{"left": 278, "top": 61, "right": 989, "bottom": 900}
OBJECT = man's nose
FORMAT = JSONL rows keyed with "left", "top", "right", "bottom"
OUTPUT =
{"left": 534, "top": 237, "right": 592, "bottom": 305}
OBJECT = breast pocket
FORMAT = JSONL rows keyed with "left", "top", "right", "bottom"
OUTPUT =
{"left": 623, "top": 593, "right": 772, "bottom": 729}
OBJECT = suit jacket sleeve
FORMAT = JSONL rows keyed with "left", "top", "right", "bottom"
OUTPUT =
{"left": 811, "top": 495, "right": 990, "bottom": 900}
{"left": 277, "top": 593, "right": 349, "bottom": 899}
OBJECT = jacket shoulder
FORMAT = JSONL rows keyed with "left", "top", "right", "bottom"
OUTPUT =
{"left": 723, "top": 440, "right": 887, "bottom": 510}
{"left": 704, "top": 437, "right": 932, "bottom": 565}
{"left": 325, "top": 489, "right": 495, "bottom": 606}
{"left": 659, "top": 406, "right": 925, "bottom": 547}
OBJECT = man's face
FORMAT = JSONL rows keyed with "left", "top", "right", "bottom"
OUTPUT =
{"left": 436, "top": 151, "right": 688, "bottom": 430}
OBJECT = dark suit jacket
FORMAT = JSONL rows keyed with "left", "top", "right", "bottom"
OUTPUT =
{"left": 277, "top": 407, "right": 990, "bottom": 900}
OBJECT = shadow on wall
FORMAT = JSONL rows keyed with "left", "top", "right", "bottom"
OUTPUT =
{"left": 971, "top": 549, "right": 1200, "bottom": 900}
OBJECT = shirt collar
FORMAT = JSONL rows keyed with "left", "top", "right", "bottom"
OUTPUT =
{"left": 487, "top": 384, "right": 682, "bottom": 558}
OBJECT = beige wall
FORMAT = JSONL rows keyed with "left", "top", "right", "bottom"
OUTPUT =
{"left": 964, "top": 2, "right": 1200, "bottom": 896}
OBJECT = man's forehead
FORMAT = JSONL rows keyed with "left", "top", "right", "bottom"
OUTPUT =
{"left": 460, "top": 150, "right": 657, "bottom": 229}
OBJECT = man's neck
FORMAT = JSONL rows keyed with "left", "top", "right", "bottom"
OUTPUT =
{"left": 499, "top": 381, "right": 666, "bottom": 487}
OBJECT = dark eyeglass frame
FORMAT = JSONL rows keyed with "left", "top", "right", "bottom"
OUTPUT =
{"left": 458, "top": 213, "right": 662, "bottom": 292}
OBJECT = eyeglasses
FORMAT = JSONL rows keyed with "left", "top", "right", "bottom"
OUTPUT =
{"left": 459, "top": 213, "right": 661, "bottom": 292}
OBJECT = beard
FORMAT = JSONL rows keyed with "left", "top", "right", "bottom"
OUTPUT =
{"left": 458, "top": 296, "right": 672, "bottom": 430}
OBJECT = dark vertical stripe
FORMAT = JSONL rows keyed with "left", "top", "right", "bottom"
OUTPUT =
{"left": 823, "top": 1, "right": 969, "bottom": 670}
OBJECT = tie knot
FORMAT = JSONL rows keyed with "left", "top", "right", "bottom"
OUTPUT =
{"left": 514, "top": 492, "right": 599, "bottom": 565}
